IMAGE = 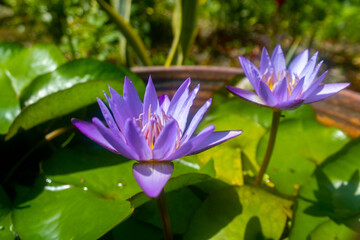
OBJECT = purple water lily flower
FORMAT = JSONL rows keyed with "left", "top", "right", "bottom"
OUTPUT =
{"left": 227, "top": 45, "right": 350, "bottom": 110}
{"left": 72, "top": 77, "right": 242, "bottom": 198}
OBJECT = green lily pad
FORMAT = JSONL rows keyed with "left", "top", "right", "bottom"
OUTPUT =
{"left": 184, "top": 185, "right": 292, "bottom": 240}
{"left": 0, "top": 187, "right": 15, "bottom": 240}
{"left": 41, "top": 146, "right": 142, "bottom": 200}
{"left": 197, "top": 111, "right": 266, "bottom": 183}
{"left": 0, "top": 69, "right": 20, "bottom": 134}
{"left": 308, "top": 220, "right": 358, "bottom": 240}
{"left": 13, "top": 146, "right": 140, "bottom": 240}
{"left": 257, "top": 119, "right": 350, "bottom": 195}
{"left": 133, "top": 187, "right": 203, "bottom": 234}
{"left": 208, "top": 97, "right": 315, "bottom": 129}
{"left": 0, "top": 43, "right": 66, "bottom": 135}
{"left": 20, "top": 58, "right": 140, "bottom": 106}
{"left": 6, "top": 58, "right": 144, "bottom": 140}
{"left": 3, "top": 44, "right": 67, "bottom": 95}
{"left": 196, "top": 98, "right": 321, "bottom": 185}
{"left": 290, "top": 138, "right": 360, "bottom": 240}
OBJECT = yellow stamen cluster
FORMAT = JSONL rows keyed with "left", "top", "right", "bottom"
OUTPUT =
{"left": 136, "top": 109, "right": 181, "bottom": 151}
{"left": 262, "top": 69, "right": 301, "bottom": 96}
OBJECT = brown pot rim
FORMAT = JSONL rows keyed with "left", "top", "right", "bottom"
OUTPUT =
{"left": 131, "top": 65, "right": 243, "bottom": 75}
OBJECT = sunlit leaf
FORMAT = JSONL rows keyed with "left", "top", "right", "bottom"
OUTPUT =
{"left": 3, "top": 44, "right": 67, "bottom": 95}
{"left": 257, "top": 119, "right": 350, "bottom": 195}
{"left": 308, "top": 220, "right": 358, "bottom": 240}
{"left": 0, "top": 69, "right": 20, "bottom": 134}
{"left": 290, "top": 138, "right": 360, "bottom": 239}
{"left": 6, "top": 59, "right": 145, "bottom": 140}
{"left": 0, "top": 43, "right": 66, "bottom": 134}
{"left": 197, "top": 113, "right": 266, "bottom": 183}
{"left": 184, "top": 185, "right": 292, "bottom": 240}
{"left": 200, "top": 97, "right": 349, "bottom": 194}
{"left": 20, "top": 58, "right": 141, "bottom": 106}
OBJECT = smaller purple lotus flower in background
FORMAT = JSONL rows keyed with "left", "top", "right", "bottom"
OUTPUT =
{"left": 72, "top": 77, "right": 242, "bottom": 198}
{"left": 227, "top": 45, "right": 350, "bottom": 110}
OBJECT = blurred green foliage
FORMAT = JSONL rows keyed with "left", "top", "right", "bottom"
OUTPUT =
{"left": 1, "top": 0, "right": 360, "bottom": 66}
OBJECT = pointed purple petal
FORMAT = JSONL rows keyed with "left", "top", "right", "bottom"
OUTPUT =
{"left": 172, "top": 126, "right": 215, "bottom": 161}
{"left": 300, "top": 52, "right": 318, "bottom": 89}
{"left": 303, "top": 61, "right": 323, "bottom": 91}
{"left": 288, "top": 77, "right": 305, "bottom": 100}
{"left": 304, "top": 83, "right": 350, "bottom": 104}
{"left": 167, "top": 125, "right": 215, "bottom": 160}
{"left": 133, "top": 162, "right": 174, "bottom": 198}
{"left": 159, "top": 94, "right": 171, "bottom": 113}
{"left": 258, "top": 81, "right": 277, "bottom": 106}
{"left": 260, "top": 47, "right": 272, "bottom": 74}
{"left": 181, "top": 98, "right": 212, "bottom": 144}
{"left": 107, "top": 86, "right": 131, "bottom": 133}
{"left": 97, "top": 98, "right": 124, "bottom": 139}
{"left": 123, "top": 76, "right": 143, "bottom": 118}
{"left": 274, "top": 99, "right": 304, "bottom": 110}
{"left": 92, "top": 117, "right": 138, "bottom": 159}
{"left": 125, "top": 119, "right": 152, "bottom": 161}
{"left": 168, "top": 78, "right": 190, "bottom": 116}
{"left": 273, "top": 77, "right": 288, "bottom": 103}
{"left": 226, "top": 86, "right": 266, "bottom": 107}
{"left": 288, "top": 49, "right": 309, "bottom": 75}
{"left": 175, "top": 84, "right": 199, "bottom": 133}
{"left": 72, "top": 118, "right": 118, "bottom": 153}
{"left": 189, "top": 130, "right": 243, "bottom": 155}
{"left": 239, "top": 56, "right": 261, "bottom": 92}
{"left": 302, "top": 71, "right": 328, "bottom": 99}
{"left": 144, "top": 76, "right": 160, "bottom": 116}
{"left": 187, "top": 125, "right": 215, "bottom": 149}
{"left": 270, "top": 45, "right": 286, "bottom": 75}
{"left": 152, "top": 120, "right": 178, "bottom": 160}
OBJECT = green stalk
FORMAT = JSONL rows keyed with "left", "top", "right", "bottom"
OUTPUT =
{"left": 165, "top": 0, "right": 182, "bottom": 66}
{"left": 254, "top": 110, "right": 281, "bottom": 186}
{"left": 97, "top": 0, "right": 152, "bottom": 66}
{"left": 156, "top": 191, "right": 173, "bottom": 240}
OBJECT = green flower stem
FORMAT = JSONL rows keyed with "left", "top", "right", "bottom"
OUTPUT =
{"left": 254, "top": 109, "right": 281, "bottom": 186}
{"left": 156, "top": 190, "right": 173, "bottom": 240}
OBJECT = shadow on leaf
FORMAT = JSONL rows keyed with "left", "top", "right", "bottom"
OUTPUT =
{"left": 304, "top": 169, "right": 360, "bottom": 232}
{"left": 184, "top": 186, "right": 242, "bottom": 240}
{"left": 244, "top": 216, "right": 271, "bottom": 240}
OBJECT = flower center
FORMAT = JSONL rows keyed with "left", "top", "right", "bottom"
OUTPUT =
{"left": 262, "top": 68, "right": 300, "bottom": 96}
{"left": 136, "top": 109, "right": 181, "bottom": 151}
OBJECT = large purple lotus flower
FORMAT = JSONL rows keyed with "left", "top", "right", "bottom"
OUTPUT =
{"left": 72, "top": 77, "right": 242, "bottom": 198}
{"left": 226, "top": 45, "right": 350, "bottom": 110}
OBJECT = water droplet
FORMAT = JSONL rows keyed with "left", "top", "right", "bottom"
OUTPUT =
{"left": 117, "top": 183, "right": 124, "bottom": 188}
{"left": 83, "top": 187, "right": 88, "bottom": 191}
{"left": 45, "top": 178, "right": 52, "bottom": 183}
{"left": 45, "top": 185, "right": 71, "bottom": 191}
{"left": 0, "top": 226, "right": 4, "bottom": 230}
